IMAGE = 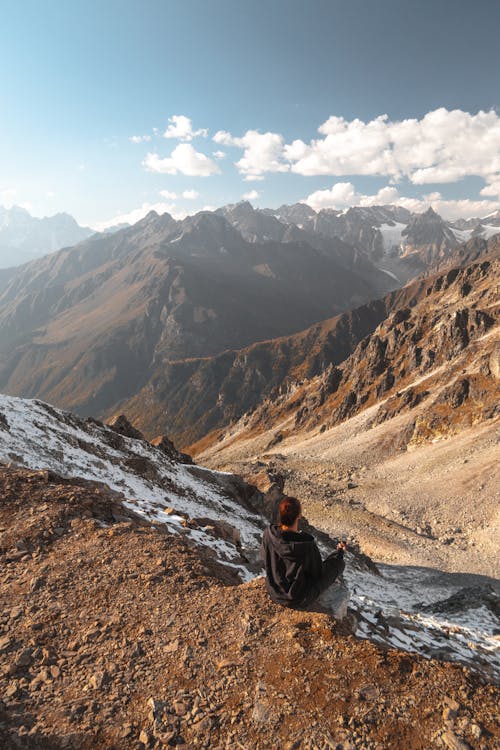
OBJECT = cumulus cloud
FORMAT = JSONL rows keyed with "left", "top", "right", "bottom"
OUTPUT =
{"left": 143, "top": 144, "right": 220, "bottom": 177}
{"left": 242, "top": 189, "right": 260, "bottom": 201}
{"left": 159, "top": 190, "right": 177, "bottom": 200}
{"left": 287, "top": 109, "right": 500, "bottom": 185}
{"left": 480, "top": 176, "right": 500, "bottom": 199}
{"left": 213, "top": 150, "right": 227, "bottom": 159}
{"left": 213, "top": 129, "right": 288, "bottom": 179}
{"left": 163, "top": 115, "right": 208, "bottom": 141}
{"left": 129, "top": 135, "right": 152, "bottom": 143}
{"left": 303, "top": 181, "right": 500, "bottom": 220}
{"left": 215, "top": 109, "right": 500, "bottom": 195}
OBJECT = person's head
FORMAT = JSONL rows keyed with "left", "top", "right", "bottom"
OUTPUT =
{"left": 279, "top": 496, "right": 302, "bottom": 529}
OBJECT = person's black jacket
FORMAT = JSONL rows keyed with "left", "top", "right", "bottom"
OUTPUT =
{"left": 261, "top": 524, "right": 324, "bottom": 607}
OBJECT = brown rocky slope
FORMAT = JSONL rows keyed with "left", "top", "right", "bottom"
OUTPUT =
{"left": 195, "top": 238, "right": 499, "bottom": 456}
{"left": 114, "top": 236, "right": 499, "bottom": 446}
{"left": 1, "top": 466, "right": 499, "bottom": 750}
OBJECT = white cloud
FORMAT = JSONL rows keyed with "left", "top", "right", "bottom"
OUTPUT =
{"left": 480, "top": 176, "right": 500, "bottom": 199}
{"left": 213, "top": 129, "right": 288, "bottom": 179}
{"left": 242, "top": 189, "right": 260, "bottom": 201}
{"left": 163, "top": 115, "right": 208, "bottom": 141}
{"left": 303, "top": 181, "right": 500, "bottom": 220}
{"left": 213, "top": 150, "right": 227, "bottom": 159}
{"left": 159, "top": 190, "right": 177, "bottom": 200}
{"left": 143, "top": 144, "right": 220, "bottom": 177}
{"left": 288, "top": 109, "right": 500, "bottom": 185}
{"left": 129, "top": 135, "right": 152, "bottom": 143}
{"left": 92, "top": 201, "right": 189, "bottom": 231}
{"left": 182, "top": 189, "right": 199, "bottom": 200}
{"left": 214, "top": 109, "right": 500, "bottom": 189}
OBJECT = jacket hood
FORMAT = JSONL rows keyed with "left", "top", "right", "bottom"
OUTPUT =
{"left": 265, "top": 524, "right": 316, "bottom": 563}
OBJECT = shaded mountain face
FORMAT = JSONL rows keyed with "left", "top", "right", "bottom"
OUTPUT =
{"left": 217, "top": 201, "right": 399, "bottom": 290}
{"left": 0, "top": 209, "right": 398, "bottom": 421}
{"left": 0, "top": 205, "right": 93, "bottom": 268}
{"left": 401, "top": 207, "right": 459, "bottom": 264}
{"left": 118, "top": 290, "right": 421, "bottom": 445}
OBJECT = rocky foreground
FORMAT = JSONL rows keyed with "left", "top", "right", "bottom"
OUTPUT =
{"left": 1, "top": 467, "right": 499, "bottom": 750}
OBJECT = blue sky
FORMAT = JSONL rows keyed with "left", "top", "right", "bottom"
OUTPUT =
{"left": 1, "top": 0, "right": 500, "bottom": 227}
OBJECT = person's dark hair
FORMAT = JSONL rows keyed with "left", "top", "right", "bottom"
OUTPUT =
{"left": 279, "top": 496, "right": 301, "bottom": 527}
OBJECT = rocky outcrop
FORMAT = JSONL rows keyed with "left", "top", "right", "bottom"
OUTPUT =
{"left": 150, "top": 435, "right": 193, "bottom": 464}
{"left": 107, "top": 414, "right": 145, "bottom": 441}
{"left": 401, "top": 207, "right": 459, "bottom": 264}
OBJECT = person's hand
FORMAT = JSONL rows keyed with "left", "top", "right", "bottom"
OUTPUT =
{"left": 337, "top": 541, "right": 347, "bottom": 552}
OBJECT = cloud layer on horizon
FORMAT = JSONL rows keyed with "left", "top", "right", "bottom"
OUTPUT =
{"left": 302, "top": 182, "right": 499, "bottom": 220}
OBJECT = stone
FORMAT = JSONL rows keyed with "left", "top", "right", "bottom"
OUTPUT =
{"left": 469, "top": 724, "right": 482, "bottom": 739}
{"left": 15, "top": 648, "right": 32, "bottom": 668}
{"left": 216, "top": 658, "right": 241, "bottom": 671}
{"left": 120, "top": 724, "right": 133, "bottom": 738}
{"left": 6, "top": 682, "right": 18, "bottom": 698}
{"left": 164, "top": 639, "right": 179, "bottom": 653}
{"left": 191, "top": 716, "right": 211, "bottom": 733}
{"left": 89, "top": 670, "right": 108, "bottom": 690}
{"left": 139, "top": 729, "right": 152, "bottom": 746}
{"left": 0, "top": 636, "right": 12, "bottom": 653}
{"left": 442, "top": 730, "right": 471, "bottom": 750}
{"left": 173, "top": 701, "right": 189, "bottom": 716}
{"left": 107, "top": 415, "right": 144, "bottom": 441}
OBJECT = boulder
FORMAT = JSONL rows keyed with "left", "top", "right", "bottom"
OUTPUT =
{"left": 151, "top": 435, "right": 193, "bottom": 464}
{"left": 107, "top": 415, "right": 144, "bottom": 441}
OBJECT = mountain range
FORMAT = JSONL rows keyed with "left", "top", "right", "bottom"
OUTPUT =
{"left": 0, "top": 206, "right": 399, "bottom": 420}
{"left": 0, "top": 205, "right": 94, "bottom": 269}
{"left": 1, "top": 201, "right": 498, "bottom": 442}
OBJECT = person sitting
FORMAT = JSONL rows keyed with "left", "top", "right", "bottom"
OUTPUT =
{"left": 261, "top": 495, "right": 346, "bottom": 608}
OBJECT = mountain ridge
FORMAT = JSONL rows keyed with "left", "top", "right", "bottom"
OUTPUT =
{"left": 0, "top": 205, "right": 94, "bottom": 269}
